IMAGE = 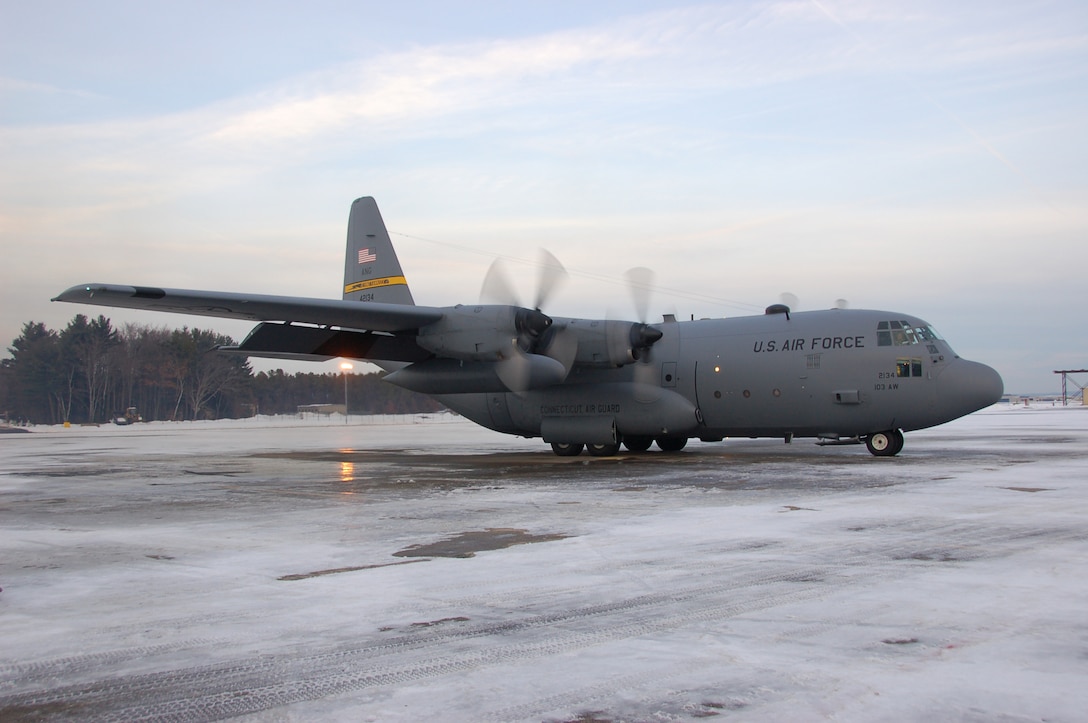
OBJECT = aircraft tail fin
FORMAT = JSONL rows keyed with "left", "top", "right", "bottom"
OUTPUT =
{"left": 342, "top": 197, "right": 415, "bottom": 305}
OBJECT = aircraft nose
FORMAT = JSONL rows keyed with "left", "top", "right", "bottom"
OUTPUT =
{"left": 937, "top": 359, "right": 1004, "bottom": 415}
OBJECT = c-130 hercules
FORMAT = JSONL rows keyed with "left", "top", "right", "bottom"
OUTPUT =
{"left": 54, "top": 197, "right": 1003, "bottom": 457}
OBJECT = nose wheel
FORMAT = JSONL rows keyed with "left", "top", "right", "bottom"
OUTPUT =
{"left": 865, "top": 429, "right": 904, "bottom": 457}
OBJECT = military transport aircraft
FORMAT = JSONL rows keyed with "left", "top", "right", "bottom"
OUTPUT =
{"left": 53, "top": 196, "right": 1003, "bottom": 457}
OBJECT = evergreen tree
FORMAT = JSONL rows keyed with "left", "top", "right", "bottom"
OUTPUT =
{"left": 6, "top": 322, "right": 63, "bottom": 423}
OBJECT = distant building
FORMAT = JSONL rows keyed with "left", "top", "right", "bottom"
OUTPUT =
{"left": 297, "top": 403, "right": 346, "bottom": 416}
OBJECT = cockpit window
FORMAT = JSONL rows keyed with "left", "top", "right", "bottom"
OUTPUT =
{"left": 915, "top": 326, "right": 941, "bottom": 342}
{"left": 877, "top": 321, "right": 942, "bottom": 347}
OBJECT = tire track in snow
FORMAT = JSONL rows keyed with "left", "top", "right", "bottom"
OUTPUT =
{"left": 3, "top": 519, "right": 1074, "bottom": 720}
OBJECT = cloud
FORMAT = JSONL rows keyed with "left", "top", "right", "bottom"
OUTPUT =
{"left": 6, "top": 1, "right": 1080, "bottom": 186}
{"left": 0, "top": 75, "right": 104, "bottom": 99}
{"left": 199, "top": 23, "right": 658, "bottom": 147}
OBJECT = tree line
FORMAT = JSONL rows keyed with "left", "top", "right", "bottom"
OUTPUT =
{"left": 0, "top": 315, "right": 443, "bottom": 425}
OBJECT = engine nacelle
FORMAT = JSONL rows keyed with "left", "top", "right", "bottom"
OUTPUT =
{"left": 556, "top": 319, "right": 662, "bottom": 367}
{"left": 417, "top": 304, "right": 550, "bottom": 361}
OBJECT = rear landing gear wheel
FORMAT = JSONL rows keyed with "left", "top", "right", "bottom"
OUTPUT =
{"left": 551, "top": 442, "right": 584, "bottom": 457}
{"left": 656, "top": 437, "right": 688, "bottom": 452}
{"left": 587, "top": 442, "right": 621, "bottom": 457}
{"left": 622, "top": 436, "right": 653, "bottom": 452}
{"left": 865, "top": 429, "right": 904, "bottom": 457}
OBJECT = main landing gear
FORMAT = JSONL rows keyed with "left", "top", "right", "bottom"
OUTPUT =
{"left": 553, "top": 433, "right": 905, "bottom": 457}
{"left": 549, "top": 437, "right": 688, "bottom": 457}
{"left": 865, "top": 429, "right": 904, "bottom": 457}
{"left": 550, "top": 442, "right": 584, "bottom": 457}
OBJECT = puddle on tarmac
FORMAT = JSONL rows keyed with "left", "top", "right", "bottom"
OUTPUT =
{"left": 393, "top": 527, "right": 570, "bottom": 558}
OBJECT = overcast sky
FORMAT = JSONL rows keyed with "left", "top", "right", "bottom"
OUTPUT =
{"left": 2, "top": 0, "right": 1086, "bottom": 394}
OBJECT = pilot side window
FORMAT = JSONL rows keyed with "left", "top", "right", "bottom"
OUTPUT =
{"left": 896, "top": 357, "right": 923, "bottom": 377}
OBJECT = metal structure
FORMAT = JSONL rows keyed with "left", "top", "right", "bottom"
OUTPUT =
{"left": 1054, "top": 369, "right": 1088, "bottom": 406}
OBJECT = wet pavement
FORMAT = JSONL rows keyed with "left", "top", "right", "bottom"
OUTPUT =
{"left": 1, "top": 407, "right": 1087, "bottom": 721}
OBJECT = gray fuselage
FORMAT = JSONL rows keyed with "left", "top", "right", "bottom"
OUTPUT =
{"left": 436, "top": 308, "right": 1003, "bottom": 446}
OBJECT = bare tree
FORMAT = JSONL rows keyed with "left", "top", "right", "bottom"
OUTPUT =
{"left": 167, "top": 328, "right": 250, "bottom": 419}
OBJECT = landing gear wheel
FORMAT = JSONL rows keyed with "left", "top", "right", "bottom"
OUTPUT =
{"left": 655, "top": 437, "right": 688, "bottom": 453}
{"left": 888, "top": 429, "right": 904, "bottom": 455}
{"left": 551, "top": 442, "right": 584, "bottom": 457}
{"left": 587, "top": 442, "right": 621, "bottom": 457}
{"left": 622, "top": 436, "right": 653, "bottom": 452}
{"left": 865, "top": 429, "right": 904, "bottom": 457}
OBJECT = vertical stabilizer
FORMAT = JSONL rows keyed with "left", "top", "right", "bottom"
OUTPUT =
{"left": 342, "top": 197, "right": 415, "bottom": 305}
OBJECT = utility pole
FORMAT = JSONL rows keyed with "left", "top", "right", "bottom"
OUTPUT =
{"left": 340, "top": 361, "right": 353, "bottom": 422}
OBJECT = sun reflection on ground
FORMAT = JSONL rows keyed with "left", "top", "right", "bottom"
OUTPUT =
{"left": 339, "top": 454, "right": 355, "bottom": 493}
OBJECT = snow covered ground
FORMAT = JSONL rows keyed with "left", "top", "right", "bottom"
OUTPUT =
{"left": 1, "top": 404, "right": 1086, "bottom": 722}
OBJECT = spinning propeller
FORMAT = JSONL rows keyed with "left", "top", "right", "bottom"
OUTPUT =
{"left": 619, "top": 266, "right": 663, "bottom": 386}
{"left": 479, "top": 251, "right": 663, "bottom": 392}
{"left": 777, "top": 293, "right": 850, "bottom": 315}
{"left": 623, "top": 266, "right": 664, "bottom": 360}
{"left": 480, "top": 250, "right": 572, "bottom": 392}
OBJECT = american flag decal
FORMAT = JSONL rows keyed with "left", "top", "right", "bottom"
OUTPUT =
{"left": 358, "top": 248, "right": 377, "bottom": 264}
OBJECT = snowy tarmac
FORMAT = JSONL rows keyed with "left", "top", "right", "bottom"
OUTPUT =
{"left": 1, "top": 405, "right": 1087, "bottom": 722}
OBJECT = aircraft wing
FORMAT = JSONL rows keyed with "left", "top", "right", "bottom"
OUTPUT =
{"left": 52, "top": 283, "right": 444, "bottom": 332}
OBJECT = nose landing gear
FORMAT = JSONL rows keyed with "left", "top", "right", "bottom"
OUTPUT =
{"left": 865, "top": 429, "right": 904, "bottom": 457}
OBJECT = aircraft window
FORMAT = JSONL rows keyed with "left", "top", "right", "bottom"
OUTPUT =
{"left": 878, "top": 321, "right": 941, "bottom": 346}
{"left": 897, "top": 357, "right": 924, "bottom": 377}
{"left": 915, "top": 326, "right": 942, "bottom": 341}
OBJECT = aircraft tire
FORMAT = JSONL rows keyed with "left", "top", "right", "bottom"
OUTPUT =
{"left": 622, "top": 436, "right": 653, "bottom": 452}
{"left": 587, "top": 442, "right": 621, "bottom": 457}
{"left": 865, "top": 429, "right": 903, "bottom": 457}
{"left": 889, "top": 429, "right": 905, "bottom": 455}
{"left": 551, "top": 442, "right": 584, "bottom": 457}
{"left": 655, "top": 437, "right": 688, "bottom": 452}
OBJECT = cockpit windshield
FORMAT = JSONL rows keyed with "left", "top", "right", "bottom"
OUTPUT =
{"left": 877, "top": 320, "right": 942, "bottom": 347}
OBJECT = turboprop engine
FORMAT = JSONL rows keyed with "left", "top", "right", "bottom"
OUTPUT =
{"left": 550, "top": 319, "right": 662, "bottom": 367}
{"left": 385, "top": 303, "right": 568, "bottom": 394}
{"left": 415, "top": 304, "right": 551, "bottom": 360}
